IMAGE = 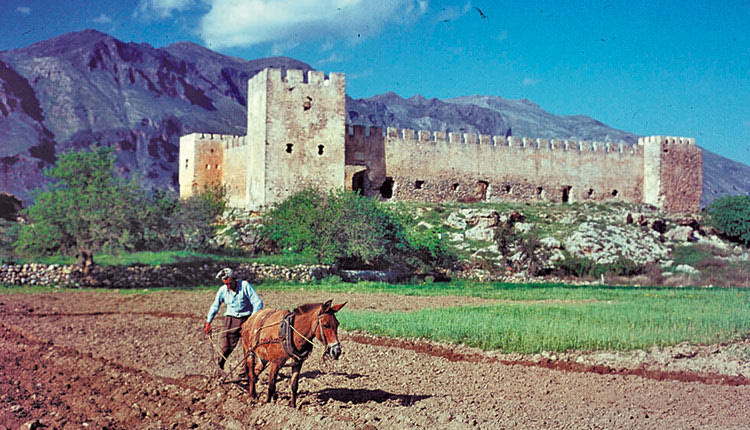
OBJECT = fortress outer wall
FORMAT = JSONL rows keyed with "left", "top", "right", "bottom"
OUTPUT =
{"left": 346, "top": 126, "right": 644, "bottom": 205}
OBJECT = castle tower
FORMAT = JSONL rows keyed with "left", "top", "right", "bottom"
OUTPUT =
{"left": 246, "top": 68, "right": 346, "bottom": 209}
{"left": 641, "top": 136, "right": 702, "bottom": 213}
{"left": 178, "top": 133, "right": 226, "bottom": 198}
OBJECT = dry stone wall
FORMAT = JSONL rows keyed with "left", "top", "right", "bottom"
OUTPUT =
{"left": 0, "top": 263, "right": 334, "bottom": 288}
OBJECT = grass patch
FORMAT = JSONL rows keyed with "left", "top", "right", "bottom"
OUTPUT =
{"left": 671, "top": 244, "right": 717, "bottom": 268}
{"left": 257, "top": 279, "right": 750, "bottom": 353}
{"left": 338, "top": 287, "right": 750, "bottom": 353}
{"left": 3, "top": 279, "right": 748, "bottom": 353}
{"left": 6, "top": 250, "right": 318, "bottom": 268}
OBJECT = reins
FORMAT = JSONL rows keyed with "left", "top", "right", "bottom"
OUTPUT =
{"left": 289, "top": 314, "right": 323, "bottom": 347}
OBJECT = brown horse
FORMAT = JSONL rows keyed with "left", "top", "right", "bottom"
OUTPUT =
{"left": 240, "top": 300, "right": 345, "bottom": 407}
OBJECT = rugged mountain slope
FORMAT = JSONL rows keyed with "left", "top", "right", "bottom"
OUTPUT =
{"left": 447, "top": 95, "right": 639, "bottom": 143}
{"left": 346, "top": 92, "right": 511, "bottom": 136}
{"left": 701, "top": 149, "right": 750, "bottom": 207}
{"left": 0, "top": 30, "right": 311, "bottom": 204}
{"left": 0, "top": 30, "right": 746, "bottom": 209}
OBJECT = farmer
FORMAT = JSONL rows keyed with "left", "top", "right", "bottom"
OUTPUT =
{"left": 204, "top": 268, "right": 263, "bottom": 379}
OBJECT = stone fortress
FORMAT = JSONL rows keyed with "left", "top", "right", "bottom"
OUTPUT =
{"left": 179, "top": 68, "right": 702, "bottom": 213}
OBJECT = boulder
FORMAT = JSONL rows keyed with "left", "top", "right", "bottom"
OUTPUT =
{"left": 445, "top": 212, "right": 467, "bottom": 230}
{"left": 465, "top": 224, "right": 495, "bottom": 241}
{"left": 0, "top": 192, "right": 22, "bottom": 221}
{"left": 564, "top": 222, "right": 669, "bottom": 265}
{"left": 459, "top": 208, "right": 500, "bottom": 227}
{"left": 665, "top": 226, "right": 694, "bottom": 242}
{"left": 540, "top": 237, "right": 561, "bottom": 249}
{"left": 674, "top": 264, "right": 700, "bottom": 275}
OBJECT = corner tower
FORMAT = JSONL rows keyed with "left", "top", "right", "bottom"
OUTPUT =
{"left": 178, "top": 132, "right": 226, "bottom": 199}
{"left": 642, "top": 136, "right": 702, "bottom": 213}
{"left": 246, "top": 68, "right": 346, "bottom": 209}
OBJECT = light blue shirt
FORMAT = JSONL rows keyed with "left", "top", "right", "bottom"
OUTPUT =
{"left": 206, "top": 279, "right": 263, "bottom": 323}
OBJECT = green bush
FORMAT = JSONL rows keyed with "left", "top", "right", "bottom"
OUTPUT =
{"left": 553, "top": 252, "right": 645, "bottom": 278}
{"left": 705, "top": 195, "right": 750, "bottom": 246}
{"left": 0, "top": 220, "right": 21, "bottom": 264}
{"left": 261, "top": 189, "right": 456, "bottom": 270}
{"left": 16, "top": 145, "right": 144, "bottom": 263}
{"left": 15, "top": 145, "right": 228, "bottom": 264}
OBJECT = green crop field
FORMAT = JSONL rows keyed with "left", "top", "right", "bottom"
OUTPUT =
{"left": 262, "top": 280, "right": 750, "bottom": 353}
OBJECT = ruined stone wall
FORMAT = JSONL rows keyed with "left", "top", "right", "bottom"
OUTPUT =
{"left": 346, "top": 126, "right": 644, "bottom": 204}
{"left": 642, "top": 136, "right": 702, "bottom": 213}
{"left": 259, "top": 69, "right": 346, "bottom": 207}
{"left": 344, "top": 125, "right": 386, "bottom": 194}
{"left": 222, "top": 135, "right": 249, "bottom": 208}
{"left": 178, "top": 133, "right": 228, "bottom": 198}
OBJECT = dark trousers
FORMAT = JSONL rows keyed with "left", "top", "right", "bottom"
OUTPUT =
{"left": 219, "top": 315, "right": 249, "bottom": 377}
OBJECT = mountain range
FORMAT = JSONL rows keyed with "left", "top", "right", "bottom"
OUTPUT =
{"left": 1, "top": 30, "right": 747, "bottom": 210}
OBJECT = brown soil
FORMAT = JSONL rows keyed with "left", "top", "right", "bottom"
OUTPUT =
{"left": 1, "top": 289, "right": 749, "bottom": 429}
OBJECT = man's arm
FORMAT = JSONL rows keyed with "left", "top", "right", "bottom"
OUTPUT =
{"left": 206, "top": 288, "right": 224, "bottom": 323}
{"left": 242, "top": 281, "right": 263, "bottom": 315}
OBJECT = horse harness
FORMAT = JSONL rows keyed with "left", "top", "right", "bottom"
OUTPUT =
{"left": 251, "top": 309, "right": 325, "bottom": 364}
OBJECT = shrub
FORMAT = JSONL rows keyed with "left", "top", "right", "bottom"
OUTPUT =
{"left": 15, "top": 145, "right": 145, "bottom": 265}
{"left": 15, "top": 146, "right": 228, "bottom": 263}
{"left": 261, "top": 189, "right": 456, "bottom": 270}
{"left": 513, "top": 229, "right": 549, "bottom": 276}
{"left": 0, "top": 220, "right": 20, "bottom": 264}
{"left": 705, "top": 195, "right": 750, "bottom": 246}
{"left": 553, "top": 252, "right": 645, "bottom": 278}
{"left": 170, "top": 183, "right": 227, "bottom": 250}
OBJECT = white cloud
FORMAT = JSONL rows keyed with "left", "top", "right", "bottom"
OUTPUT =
{"left": 16, "top": 6, "right": 31, "bottom": 15}
{"left": 93, "top": 13, "right": 113, "bottom": 24}
{"left": 270, "top": 40, "right": 299, "bottom": 55}
{"left": 347, "top": 68, "right": 373, "bottom": 81}
{"left": 317, "top": 52, "right": 343, "bottom": 66}
{"left": 198, "top": 0, "right": 428, "bottom": 49}
{"left": 522, "top": 77, "right": 539, "bottom": 87}
{"left": 135, "top": 0, "right": 194, "bottom": 19}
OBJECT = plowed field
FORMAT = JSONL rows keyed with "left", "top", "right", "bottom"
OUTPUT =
{"left": 1, "top": 290, "right": 748, "bottom": 429}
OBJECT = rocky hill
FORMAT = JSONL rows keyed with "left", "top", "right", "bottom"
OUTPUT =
{"left": 0, "top": 30, "right": 747, "bottom": 209}
{"left": 0, "top": 30, "right": 311, "bottom": 205}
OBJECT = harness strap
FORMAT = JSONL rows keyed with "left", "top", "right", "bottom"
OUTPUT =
{"left": 280, "top": 311, "right": 314, "bottom": 363}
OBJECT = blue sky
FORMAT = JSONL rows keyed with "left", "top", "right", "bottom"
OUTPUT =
{"left": 2, "top": 0, "right": 748, "bottom": 165}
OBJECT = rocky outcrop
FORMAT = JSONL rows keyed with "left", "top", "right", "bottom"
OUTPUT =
{"left": 564, "top": 222, "right": 669, "bottom": 265}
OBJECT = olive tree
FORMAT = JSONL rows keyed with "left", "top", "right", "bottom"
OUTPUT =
{"left": 15, "top": 145, "right": 145, "bottom": 267}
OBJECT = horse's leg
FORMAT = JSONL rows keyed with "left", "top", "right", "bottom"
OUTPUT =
{"left": 247, "top": 351, "right": 257, "bottom": 398}
{"left": 289, "top": 362, "right": 303, "bottom": 408}
{"left": 266, "top": 362, "right": 281, "bottom": 404}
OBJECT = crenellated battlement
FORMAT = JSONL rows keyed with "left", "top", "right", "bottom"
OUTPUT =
{"left": 349, "top": 125, "right": 638, "bottom": 154}
{"left": 183, "top": 132, "right": 245, "bottom": 142}
{"left": 222, "top": 135, "right": 247, "bottom": 149}
{"left": 638, "top": 136, "right": 696, "bottom": 146}
{"left": 256, "top": 68, "right": 346, "bottom": 88}
{"left": 181, "top": 67, "right": 701, "bottom": 213}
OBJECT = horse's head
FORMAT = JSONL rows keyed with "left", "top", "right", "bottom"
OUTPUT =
{"left": 316, "top": 300, "right": 346, "bottom": 360}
